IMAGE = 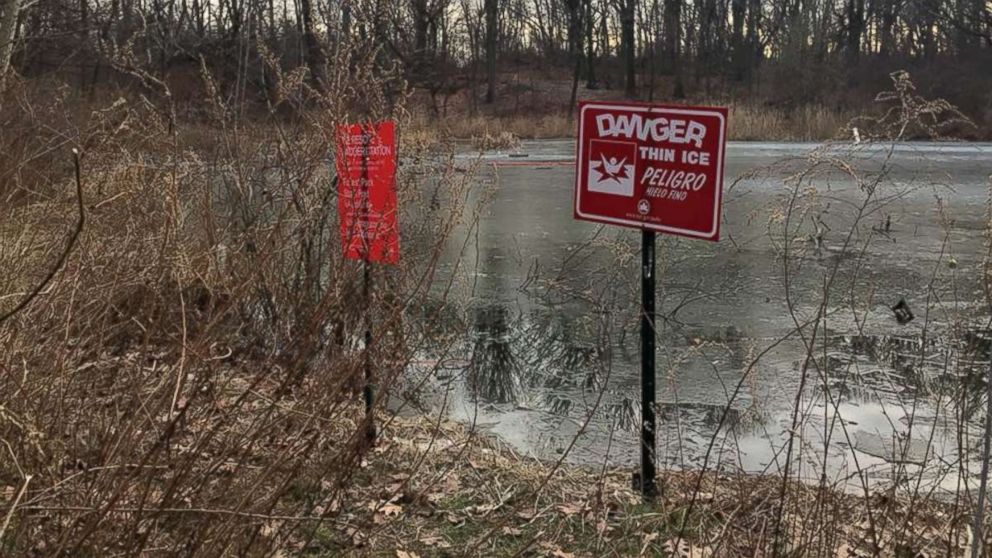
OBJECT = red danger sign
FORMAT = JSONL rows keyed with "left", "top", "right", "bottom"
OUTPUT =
{"left": 574, "top": 102, "right": 728, "bottom": 241}
{"left": 336, "top": 121, "right": 399, "bottom": 264}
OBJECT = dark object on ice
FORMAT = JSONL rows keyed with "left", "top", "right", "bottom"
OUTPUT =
{"left": 892, "top": 298, "right": 914, "bottom": 324}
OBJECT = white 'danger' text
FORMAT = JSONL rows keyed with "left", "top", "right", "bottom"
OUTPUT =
{"left": 595, "top": 113, "right": 707, "bottom": 147}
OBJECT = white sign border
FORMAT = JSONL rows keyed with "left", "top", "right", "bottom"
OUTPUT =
{"left": 574, "top": 102, "right": 726, "bottom": 240}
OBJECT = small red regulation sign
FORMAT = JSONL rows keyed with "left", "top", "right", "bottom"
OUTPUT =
{"left": 574, "top": 101, "right": 727, "bottom": 241}
{"left": 336, "top": 121, "right": 399, "bottom": 264}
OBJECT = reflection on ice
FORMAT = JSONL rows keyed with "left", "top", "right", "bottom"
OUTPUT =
{"left": 407, "top": 141, "right": 992, "bottom": 497}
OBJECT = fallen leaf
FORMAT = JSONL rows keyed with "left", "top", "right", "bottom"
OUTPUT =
{"left": 439, "top": 473, "right": 460, "bottom": 492}
{"left": 516, "top": 509, "right": 537, "bottom": 521}
{"left": 427, "top": 492, "right": 445, "bottom": 504}
{"left": 396, "top": 550, "right": 420, "bottom": 558}
{"left": 557, "top": 503, "right": 583, "bottom": 515}
{"left": 372, "top": 502, "right": 403, "bottom": 524}
{"left": 502, "top": 526, "right": 522, "bottom": 536}
{"left": 419, "top": 535, "right": 451, "bottom": 549}
{"left": 345, "top": 526, "right": 366, "bottom": 547}
{"left": 382, "top": 503, "right": 402, "bottom": 515}
{"left": 538, "top": 541, "right": 576, "bottom": 558}
{"left": 663, "top": 538, "right": 689, "bottom": 557}
{"left": 259, "top": 520, "right": 281, "bottom": 537}
{"left": 469, "top": 503, "right": 499, "bottom": 515}
{"left": 596, "top": 519, "right": 609, "bottom": 535}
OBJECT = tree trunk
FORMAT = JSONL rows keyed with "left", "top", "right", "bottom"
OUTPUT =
{"left": 745, "top": 0, "right": 760, "bottom": 82}
{"left": 299, "top": 0, "right": 324, "bottom": 87}
{"left": 567, "top": 0, "right": 583, "bottom": 112}
{"left": 80, "top": 0, "right": 89, "bottom": 89}
{"left": 698, "top": 0, "right": 716, "bottom": 79}
{"left": 648, "top": 0, "right": 658, "bottom": 99}
{"left": 342, "top": 0, "right": 351, "bottom": 41}
{"left": 663, "top": 0, "right": 684, "bottom": 96}
{"left": 566, "top": 0, "right": 582, "bottom": 57}
{"left": 878, "top": 0, "right": 895, "bottom": 55}
{"left": 412, "top": 0, "right": 429, "bottom": 55}
{"left": 0, "top": 0, "right": 21, "bottom": 90}
{"left": 731, "top": 0, "right": 745, "bottom": 79}
{"left": 663, "top": 0, "right": 680, "bottom": 73}
{"left": 584, "top": 0, "right": 597, "bottom": 87}
{"left": 846, "top": 0, "right": 864, "bottom": 66}
{"left": 599, "top": 5, "right": 611, "bottom": 88}
{"left": 485, "top": 0, "right": 497, "bottom": 103}
{"left": 619, "top": 0, "right": 636, "bottom": 97}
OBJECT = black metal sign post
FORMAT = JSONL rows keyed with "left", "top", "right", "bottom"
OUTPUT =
{"left": 640, "top": 229, "right": 658, "bottom": 499}
{"left": 574, "top": 102, "right": 727, "bottom": 502}
{"left": 360, "top": 128, "right": 376, "bottom": 445}
{"left": 339, "top": 121, "right": 398, "bottom": 446}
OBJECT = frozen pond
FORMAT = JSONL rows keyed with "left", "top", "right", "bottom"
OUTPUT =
{"left": 402, "top": 140, "right": 992, "bottom": 495}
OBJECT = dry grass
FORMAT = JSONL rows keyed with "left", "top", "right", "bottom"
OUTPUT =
{"left": 402, "top": 71, "right": 861, "bottom": 142}
{"left": 0, "top": 46, "right": 487, "bottom": 556}
{"left": 1, "top": 56, "right": 987, "bottom": 557}
{"left": 723, "top": 103, "right": 856, "bottom": 141}
{"left": 289, "top": 406, "right": 975, "bottom": 557}
{"left": 407, "top": 111, "right": 576, "bottom": 143}
{"left": 448, "top": 114, "right": 576, "bottom": 140}
{"left": 408, "top": 103, "right": 855, "bottom": 143}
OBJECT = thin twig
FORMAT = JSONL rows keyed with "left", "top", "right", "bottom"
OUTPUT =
{"left": 0, "top": 149, "right": 85, "bottom": 325}
{"left": 0, "top": 474, "right": 33, "bottom": 541}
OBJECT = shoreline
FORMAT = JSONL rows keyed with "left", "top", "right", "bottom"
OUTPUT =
{"left": 326, "top": 406, "right": 977, "bottom": 556}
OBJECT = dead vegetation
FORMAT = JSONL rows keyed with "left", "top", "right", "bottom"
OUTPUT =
{"left": 0, "top": 16, "right": 989, "bottom": 556}
{"left": 0, "top": 40, "right": 488, "bottom": 555}
{"left": 214, "top": 405, "right": 978, "bottom": 557}
{"left": 409, "top": 99, "right": 857, "bottom": 142}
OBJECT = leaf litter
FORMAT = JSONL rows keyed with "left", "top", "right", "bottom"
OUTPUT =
{"left": 302, "top": 406, "right": 979, "bottom": 556}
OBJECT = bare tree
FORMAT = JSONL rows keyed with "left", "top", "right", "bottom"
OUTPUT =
{"left": 300, "top": 0, "right": 325, "bottom": 87}
{"left": 485, "top": 0, "right": 497, "bottom": 102}
{"left": 0, "top": 0, "right": 20, "bottom": 89}
{"left": 615, "top": 0, "right": 636, "bottom": 97}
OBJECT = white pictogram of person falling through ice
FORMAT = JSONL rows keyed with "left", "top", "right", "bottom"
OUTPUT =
{"left": 596, "top": 153, "right": 628, "bottom": 183}
{"left": 588, "top": 142, "right": 635, "bottom": 197}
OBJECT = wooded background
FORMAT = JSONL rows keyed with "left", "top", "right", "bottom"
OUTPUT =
{"left": 0, "top": 0, "right": 989, "bottom": 126}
